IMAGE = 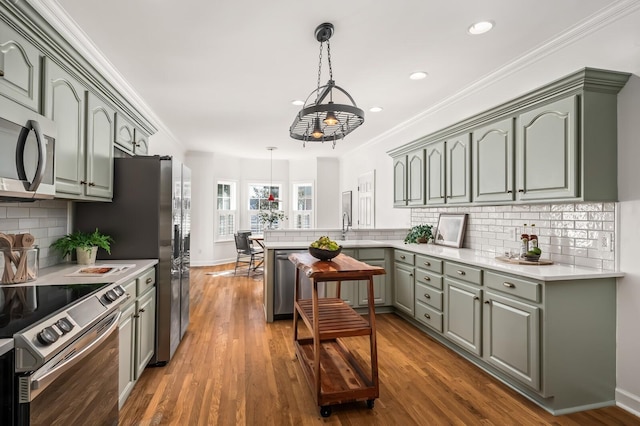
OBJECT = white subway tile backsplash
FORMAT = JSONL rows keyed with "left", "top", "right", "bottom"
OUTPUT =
{"left": 410, "top": 202, "right": 618, "bottom": 271}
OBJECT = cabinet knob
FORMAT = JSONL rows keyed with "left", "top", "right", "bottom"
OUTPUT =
{"left": 473, "top": 296, "right": 480, "bottom": 301}
{"left": 0, "top": 69, "right": 4, "bottom": 77}
{"left": 503, "top": 282, "right": 515, "bottom": 288}
{"left": 484, "top": 300, "right": 491, "bottom": 305}
{"left": 88, "top": 182, "right": 96, "bottom": 187}
{"left": 507, "top": 190, "right": 513, "bottom": 194}
{"left": 400, "top": 255, "right": 406, "bottom": 259}
{"left": 424, "top": 293, "right": 431, "bottom": 299}
{"left": 146, "top": 278, "right": 153, "bottom": 284}
{"left": 409, "top": 273, "right": 413, "bottom": 277}
{"left": 139, "top": 308, "right": 145, "bottom": 313}
{"left": 518, "top": 189, "right": 525, "bottom": 193}
{"left": 457, "top": 270, "right": 465, "bottom": 275}
{"left": 80, "top": 180, "right": 87, "bottom": 185}
{"left": 424, "top": 276, "right": 430, "bottom": 281}
{"left": 424, "top": 261, "right": 431, "bottom": 266}
{"left": 125, "top": 293, "right": 131, "bottom": 300}
{"left": 133, "top": 314, "right": 140, "bottom": 318}
{"left": 424, "top": 313, "right": 431, "bottom": 319}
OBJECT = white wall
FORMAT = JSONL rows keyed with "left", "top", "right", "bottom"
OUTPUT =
{"left": 339, "top": 6, "right": 640, "bottom": 414}
{"left": 316, "top": 157, "right": 340, "bottom": 228}
{"left": 149, "top": 128, "right": 186, "bottom": 163}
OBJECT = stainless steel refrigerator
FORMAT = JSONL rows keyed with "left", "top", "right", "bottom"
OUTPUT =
{"left": 75, "top": 155, "right": 191, "bottom": 365}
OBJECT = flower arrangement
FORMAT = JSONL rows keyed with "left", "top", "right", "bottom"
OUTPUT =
{"left": 257, "top": 210, "right": 287, "bottom": 229}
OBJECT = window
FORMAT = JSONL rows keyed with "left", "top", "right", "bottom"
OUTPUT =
{"left": 248, "top": 184, "right": 284, "bottom": 232}
{"left": 216, "top": 181, "right": 237, "bottom": 241}
{"left": 292, "top": 183, "right": 313, "bottom": 229}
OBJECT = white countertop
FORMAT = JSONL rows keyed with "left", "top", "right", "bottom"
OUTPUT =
{"left": 2, "top": 259, "right": 158, "bottom": 287}
{"left": 264, "top": 240, "right": 623, "bottom": 281}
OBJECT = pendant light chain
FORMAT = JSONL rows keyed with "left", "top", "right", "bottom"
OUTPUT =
{"left": 315, "top": 41, "right": 323, "bottom": 104}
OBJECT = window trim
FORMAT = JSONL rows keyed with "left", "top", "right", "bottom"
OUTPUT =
{"left": 215, "top": 179, "right": 238, "bottom": 242}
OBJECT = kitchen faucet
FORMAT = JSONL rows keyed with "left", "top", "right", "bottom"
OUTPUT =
{"left": 341, "top": 212, "right": 351, "bottom": 240}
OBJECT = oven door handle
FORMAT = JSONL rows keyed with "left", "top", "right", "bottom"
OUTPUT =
{"left": 22, "top": 310, "right": 121, "bottom": 402}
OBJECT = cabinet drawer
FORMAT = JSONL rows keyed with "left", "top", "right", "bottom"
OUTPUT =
{"left": 358, "top": 248, "right": 386, "bottom": 260}
{"left": 137, "top": 268, "right": 156, "bottom": 294}
{"left": 121, "top": 279, "right": 137, "bottom": 309}
{"left": 416, "top": 282, "right": 443, "bottom": 310}
{"left": 415, "top": 254, "right": 442, "bottom": 274}
{"left": 415, "top": 269, "right": 443, "bottom": 290}
{"left": 485, "top": 271, "right": 541, "bottom": 303}
{"left": 395, "top": 250, "right": 415, "bottom": 265}
{"left": 415, "top": 301, "right": 443, "bottom": 332}
{"left": 445, "top": 262, "right": 482, "bottom": 285}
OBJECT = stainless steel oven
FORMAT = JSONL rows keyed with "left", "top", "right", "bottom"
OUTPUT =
{"left": 0, "top": 96, "right": 56, "bottom": 201}
{"left": 0, "top": 282, "right": 127, "bottom": 425}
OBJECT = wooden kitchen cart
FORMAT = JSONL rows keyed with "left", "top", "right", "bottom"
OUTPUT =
{"left": 288, "top": 252, "right": 386, "bottom": 417}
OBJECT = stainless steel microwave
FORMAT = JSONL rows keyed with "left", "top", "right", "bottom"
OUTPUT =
{"left": 0, "top": 96, "right": 56, "bottom": 201}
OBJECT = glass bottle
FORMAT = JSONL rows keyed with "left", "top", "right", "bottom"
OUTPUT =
{"left": 520, "top": 224, "right": 529, "bottom": 258}
{"left": 529, "top": 224, "right": 538, "bottom": 250}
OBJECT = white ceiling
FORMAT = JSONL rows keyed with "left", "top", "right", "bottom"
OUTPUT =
{"left": 47, "top": 0, "right": 624, "bottom": 160}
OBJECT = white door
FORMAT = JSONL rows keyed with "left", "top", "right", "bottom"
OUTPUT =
{"left": 358, "top": 171, "right": 375, "bottom": 229}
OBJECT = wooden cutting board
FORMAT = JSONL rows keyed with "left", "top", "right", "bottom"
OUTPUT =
{"left": 495, "top": 256, "right": 554, "bottom": 265}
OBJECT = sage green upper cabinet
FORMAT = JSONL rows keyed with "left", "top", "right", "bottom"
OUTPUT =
{"left": 407, "top": 149, "right": 425, "bottom": 206}
{"left": 516, "top": 96, "right": 577, "bottom": 201}
{"left": 115, "top": 112, "right": 136, "bottom": 154}
{"left": 44, "top": 59, "right": 86, "bottom": 197}
{"left": 85, "top": 91, "right": 114, "bottom": 198}
{"left": 134, "top": 128, "right": 150, "bottom": 155}
{"left": 473, "top": 118, "right": 514, "bottom": 202}
{"left": 393, "top": 155, "right": 407, "bottom": 206}
{"left": 446, "top": 133, "right": 471, "bottom": 204}
{"left": 425, "top": 141, "right": 446, "bottom": 205}
{"left": 0, "top": 20, "right": 41, "bottom": 111}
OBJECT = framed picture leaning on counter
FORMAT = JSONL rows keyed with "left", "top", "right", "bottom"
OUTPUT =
{"left": 434, "top": 213, "right": 467, "bottom": 248}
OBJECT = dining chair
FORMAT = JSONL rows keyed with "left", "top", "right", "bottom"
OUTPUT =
{"left": 234, "top": 231, "right": 264, "bottom": 276}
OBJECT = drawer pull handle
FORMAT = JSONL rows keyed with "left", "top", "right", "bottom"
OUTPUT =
{"left": 400, "top": 255, "right": 406, "bottom": 259}
{"left": 424, "top": 261, "right": 431, "bottom": 266}
{"left": 424, "top": 293, "right": 431, "bottom": 299}
{"left": 424, "top": 276, "right": 430, "bottom": 281}
{"left": 146, "top": 277, "right": 153, "bottom": 284}
{"left": 424, "top": 313, "right": 431, "bottom": 319}
{"left": 457, "top": 270, "right": 465, "bottom": 275}
{"left": 503, "top": 282, "right": 515, "bottom": 288}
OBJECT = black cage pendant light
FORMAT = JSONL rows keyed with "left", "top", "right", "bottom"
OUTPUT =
{"left": 289, "top": 23, "right": 365, "bottom": 148}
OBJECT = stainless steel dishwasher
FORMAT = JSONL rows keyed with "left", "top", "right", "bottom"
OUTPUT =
{"left": 274, "top": 250, "right": 325, "bottom": 319}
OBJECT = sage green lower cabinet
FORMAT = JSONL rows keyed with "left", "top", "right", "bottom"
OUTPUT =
{"left": 392, "top": 250, "right": 616, "bottom": 414}
{"left": 482, "top": 290, "right": 540, "bottom": 390}
{"left": 118, "top": 267, "right": 157, "bottom": 409}
{"left": 444, "top": 277, "right": 482, "bottom": 356}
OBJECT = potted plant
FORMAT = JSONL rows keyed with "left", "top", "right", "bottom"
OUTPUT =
{"left": 257, "top": 210, "right": 287, "bottom": 230}
{"left": 404, "top": 224, "right": 433, "bottom": 244}
{"left": 51, "top": 228, "right": 113, "bottom": 265}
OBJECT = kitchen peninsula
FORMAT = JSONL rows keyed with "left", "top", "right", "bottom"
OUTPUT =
{"left": 263, "top": 238, "right": 622, "bottom": 415}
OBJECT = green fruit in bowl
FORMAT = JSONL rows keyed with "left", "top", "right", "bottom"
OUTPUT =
{"left": 310, "top": 236, "right": 339, "bottom": 251}
{"left": 532, "top": 247, "right": 542, "bottom": 255}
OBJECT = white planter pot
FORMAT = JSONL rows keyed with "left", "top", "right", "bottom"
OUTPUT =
{"left": 76, "top": 246, "right": 98, "bottom": 265}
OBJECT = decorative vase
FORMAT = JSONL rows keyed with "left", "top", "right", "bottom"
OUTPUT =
{"left": 76, "top": 246, "right": 98, "bottom": 265}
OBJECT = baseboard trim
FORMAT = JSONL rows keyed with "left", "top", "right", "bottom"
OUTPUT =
{"left": 616, "top": 388, "right": 640, "bottom": 418}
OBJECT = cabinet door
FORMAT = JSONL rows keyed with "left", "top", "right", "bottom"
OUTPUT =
{"left": 407, "top": 149, "right": 425, "bottom": 206}
{"left": 393, "top": 156, "right": 407, "bottom": 206}
{"left": 473, "top": 118, "right": 514, "bottom": 202}
{"left": 444, "top": 278, "right": 481, "bottom": 356}
{"left": 85, "top": 92, "right": 114, "bottom": 199}
{"left": 118, "top": 303, "right": 136, "bottom": 409}
{"left": 358, "top": 259, "right": 386, "bottom": 306}
{"left": 0, "top": 21, "right": 41, "bottom": 111}
{"left": 45, "top": 59, "right": 86, "bottom": 196}
{"left": 393, "top": 263, "right": 414, "bottom": 315}
{"left": 336, "top": 280, "right": 358, "bottom": 307}
{"left": 115, "top": 112, "right": 136, "bottom": 153}
{"left": 483, "top": 291, "right": 540, "bottom": 390}
{"left": 446, "top": 133, "right": 471, "bottom": 204}
{"left": 426, "top": 141, "right": 446, "bottom": 205}
{"left": 136, "top": 287, "right": 156, "bottom": 377}
{"left": 134, "top": 128, "right": 149, "bottom": 155}
{"left": 517, "top": 96, "right": 578, "bottom": 200}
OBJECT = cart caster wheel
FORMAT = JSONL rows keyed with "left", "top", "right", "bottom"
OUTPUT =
{"left": 320, "top": 406, "right": 332, "bottom": 417}
{"left": 366, "top": 399, "right": 375, "bottom": 409}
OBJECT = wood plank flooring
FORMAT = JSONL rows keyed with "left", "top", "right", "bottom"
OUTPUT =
{"left": 119, "top": 266, "right": 640, "bottom": 425}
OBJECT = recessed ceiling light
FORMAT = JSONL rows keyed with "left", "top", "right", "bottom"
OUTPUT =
{"left": 291, "top": 100, "right": 304, "bottom": 106}
{"left": 468, "top": 21, "right": 494, "bottom": 35}
{"left": 409, "top": 71, "right": 428, "bottom": 80}
{"left": 369, "top": 107, "right": 383, "bottom": 113}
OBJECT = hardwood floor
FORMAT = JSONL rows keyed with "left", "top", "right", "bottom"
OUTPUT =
{"left": 120, "top": 266, "right": 640, "bottom": 425}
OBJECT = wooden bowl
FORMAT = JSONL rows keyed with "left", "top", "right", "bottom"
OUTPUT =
{"left": 308, "top": 246, "right": 342, "bottom": 261}
{"left": 523, "top": 254, "right": 541, "bottom": 262}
